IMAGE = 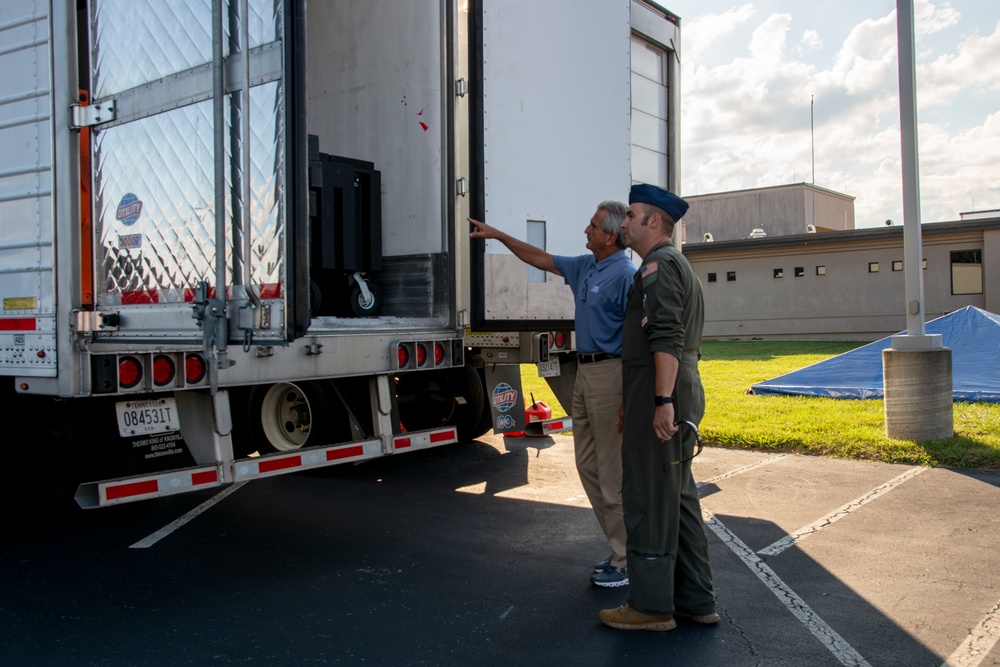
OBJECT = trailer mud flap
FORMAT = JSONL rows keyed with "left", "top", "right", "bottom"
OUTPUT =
{"left": 483, "top": 364, "right": 526, "bottom": 434}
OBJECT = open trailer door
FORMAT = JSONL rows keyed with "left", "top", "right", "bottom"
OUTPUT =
{"left": 469, "top": 0, "right": 681, "bottom": 331}
{"left": 469, "top": 0, "right": 633, "bottom": 331}
{"left": 85, "top": 0, "right": 308, "bottom": 347}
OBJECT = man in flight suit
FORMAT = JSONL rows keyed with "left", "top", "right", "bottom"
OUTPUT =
{"left": 599, "top": 184, "right": 719, "bottom": 632}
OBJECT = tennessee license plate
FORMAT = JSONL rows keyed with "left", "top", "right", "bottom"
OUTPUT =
{"left": 537, "top": 358, "right": 561, "bottom": 378}
{"left": 116, "top": 397, "right": 180, "bottom": 437}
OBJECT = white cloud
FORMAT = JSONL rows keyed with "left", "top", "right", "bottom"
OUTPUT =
{"left": 919, "top": 20, "right": 1000, "bottom": 106}
{"left": 798, "top": 29, "right": 821, "bottom": 54}
{"left": 676, "top": 1, "right": 1000, "bottom": 225}
{"left": 915, "top": 0, "right": 960, "bottom": 37}
{"left": 682, "top": 3, "right": 755, "bottom": 64}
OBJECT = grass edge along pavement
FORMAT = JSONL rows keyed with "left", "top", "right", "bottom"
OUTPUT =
{"left": 519, "top": 340, "right": 1000, "bottom": 471}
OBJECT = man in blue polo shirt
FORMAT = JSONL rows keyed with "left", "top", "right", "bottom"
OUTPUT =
{"left": 469, "top": 201, "right": 635, "bottom": 587}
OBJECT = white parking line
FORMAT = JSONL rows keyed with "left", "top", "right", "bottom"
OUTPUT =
{"left": 757, "top": 467, "right": 927, "bottom": 557}
{"left": 942, "top": 600, "right": 1000, "bottom": 667}
{"left": 704, "top": 509, "right": 873, "bottom": 667}
{"left": 698, "top": 454, "right": 789, "bottom": 488}
{"left": 129, "top": 482, "right": 247, "bottom": 549}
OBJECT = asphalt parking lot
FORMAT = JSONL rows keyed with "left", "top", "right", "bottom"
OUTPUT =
{"left": 3, "top": 432, "right": 999, "bottom": 666}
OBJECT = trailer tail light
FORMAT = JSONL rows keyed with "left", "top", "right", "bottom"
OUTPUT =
{"left": 393, "top": 339, "right": 463, "bottom": 371}
{"left": 118, "top": 356, "right": 143, "bottom": 389}
{"left": 152, "top": 354, "right": 176, "bottom": 387}
{"left": 554, "top": 331, "right": 566, "bottom": 349}
{"left": 185, "top": 353, "right": 207, "bottom": 384}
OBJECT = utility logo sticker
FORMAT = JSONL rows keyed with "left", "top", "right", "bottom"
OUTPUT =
{"left": 491, "top": 382, "right": 518, "bottom": 413}
{"left": 116, "top": 193, "right": 143, "bottom": 226}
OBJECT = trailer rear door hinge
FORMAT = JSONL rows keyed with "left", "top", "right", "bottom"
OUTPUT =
{"left": 71, "top": 102, "right": 116, "bottom": 129}
{"left": 455, "top": 78, "right": 468, "bottom": 97}
{"left": 456, "top": 177, "right": 468, "bottom": 197}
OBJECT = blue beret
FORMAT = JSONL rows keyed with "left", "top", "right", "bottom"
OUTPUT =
{"left": 629, "top": 184, "right": 689, "bottom": 222}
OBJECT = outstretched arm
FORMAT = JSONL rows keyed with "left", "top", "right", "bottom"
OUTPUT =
{"left": 469, "top": 217, "right": 560, "bottom": 275}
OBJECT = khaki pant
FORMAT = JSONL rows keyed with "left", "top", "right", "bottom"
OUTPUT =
{"left": 572, "top": 358, "right": 627, "bottom": 568}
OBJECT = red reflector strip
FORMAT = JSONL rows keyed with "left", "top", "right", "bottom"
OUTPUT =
{"left": 106, "top": 479, "right": 158, "bottom": 500}
{"left": 121, "top": 290, "right": 159, "bottom": 304}
{"left": 258, "top": 282, "right": 281, "bottom": 299}
{"left": 395, "top": 437, "right": 412, "bottom": 449}
{"left": 258, "top": 456, "right": 302, "bottom": 474}
{"left": 191, "top": 470, "right": 218, "bottom": 485}
{"left": 430, "top": 430, "right": 455, "bottom": 443}
{"left": 548, "top": 421, "right": 564, "bottom": 431}
{"left": 0, "top": 318, "right": 37, "bottom": 331}
{"left": 327, "top": 445, "right": 365, "bottom": 461}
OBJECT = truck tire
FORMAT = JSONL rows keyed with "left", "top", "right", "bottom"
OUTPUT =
{"left": 247, "top": 381, "right": 332, "bottom": 453}
{"left": 465, "top": 367, "right": 494, "bottom": 440}
{"left": 395, "top": 363, "right": 488, "bottom": 442}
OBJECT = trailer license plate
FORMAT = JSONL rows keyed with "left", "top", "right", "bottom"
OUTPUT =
{"left": 537, "top": 358, "right": 561, "bottom": 378}
{"left": 116, "top": 398, "right": 180, "bottom": 437}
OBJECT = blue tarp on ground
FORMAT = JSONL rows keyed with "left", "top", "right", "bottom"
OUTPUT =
{"left": 750, "top": 306, "right": 1000, "bottom": 403}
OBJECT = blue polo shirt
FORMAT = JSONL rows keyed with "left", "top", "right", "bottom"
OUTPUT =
{"left": 553, "top": 250, "right": 636, "bottom": 355}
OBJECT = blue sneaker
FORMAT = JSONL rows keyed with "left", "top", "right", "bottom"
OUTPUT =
{"left": 594, "top": 555, "right": 614, "bottom": 572}
{"left": 591, "top": 567, "right": 628, "bottom": 588}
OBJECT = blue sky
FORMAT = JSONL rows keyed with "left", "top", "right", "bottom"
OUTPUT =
{"left": 661, "top": 1, "right": 1000, "bottom": 226}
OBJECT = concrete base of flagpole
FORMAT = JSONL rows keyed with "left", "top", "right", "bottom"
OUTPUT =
{"left": 882, "top": 347, "right": 953, "bottom": 440}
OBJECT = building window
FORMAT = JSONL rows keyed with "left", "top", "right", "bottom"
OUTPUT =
{"left": 727, "top": 271, "right": 736, "bottom": 282}
{"left": 951, "top": 250, "right": 983, "bottom": 295}
{"left": 892, "top": 261, "right": 903, "bottom": 271}
{"left": 869, "top": 262, "right": 879, "bottom": 273}
{"left": 707, "top": 272, "right": 717, "bottom": 283}
{"left": 794, "top": 267, "right": 804, "bottom": 277}
{"left": 773, "top": 268, "right": 783, "bottom": 279}
{"left": 816, "top": 266, "right": 826, "bottom": 276}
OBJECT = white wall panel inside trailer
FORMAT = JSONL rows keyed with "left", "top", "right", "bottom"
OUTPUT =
{"left": 306, "top": 0, "right": 447, "bottom": 258}
{"left": 480, "top": 0, "right": 632, "bottom": 321}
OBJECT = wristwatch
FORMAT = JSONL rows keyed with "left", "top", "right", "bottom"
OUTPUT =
{"left": 654, "top": 395, "right": 676, "bottom": 406}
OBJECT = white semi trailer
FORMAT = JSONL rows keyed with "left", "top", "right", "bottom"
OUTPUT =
{"left": 0, "top": 0, "right": 680, "bottom": 507}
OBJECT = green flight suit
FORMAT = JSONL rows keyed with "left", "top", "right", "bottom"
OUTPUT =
{"left": 621, "top": 240, "right": 715, "bottom": 617}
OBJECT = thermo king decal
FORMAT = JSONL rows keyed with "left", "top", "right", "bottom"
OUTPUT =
{"left": 491, "top": 382, "right": 518, "bottom": 413}
{"left": 116, "top": 193, "right": 143, "bottom": 226}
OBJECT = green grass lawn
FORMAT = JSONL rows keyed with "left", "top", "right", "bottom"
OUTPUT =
{"left": 521, "top": 340, "right": 1000, "bottom": 471}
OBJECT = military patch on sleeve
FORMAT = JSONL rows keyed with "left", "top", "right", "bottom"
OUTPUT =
{"left": 640, "top": 261, "right": 658, "bottom": 287}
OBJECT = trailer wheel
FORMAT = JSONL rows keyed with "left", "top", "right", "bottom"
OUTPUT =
{"left": 395, "top": 364, "right": 488, "bottom": 443}
{"left": 249, "top": 381, "right": 331, "bottom": 453}
{"left": 348, "top": 280, "right": 382, "bottom": 317}
{"left": 465, "top": 367, "right": 494, "bottom": 440}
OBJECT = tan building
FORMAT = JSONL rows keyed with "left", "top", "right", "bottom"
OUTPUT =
{"left": 681, "top": 183, "right": 856, "bottom": 243}
{"left": 682, "top": 217, "right": 1000, "bottom": 341}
